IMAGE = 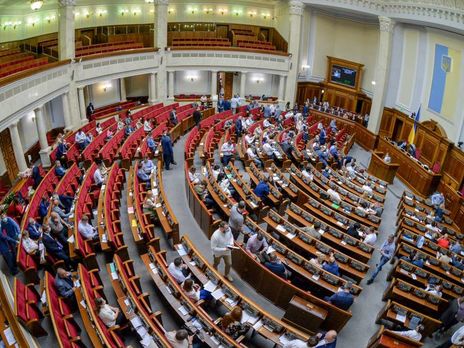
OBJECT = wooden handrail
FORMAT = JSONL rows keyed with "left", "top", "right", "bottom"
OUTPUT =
{"left": 169, "top": 46, "right": 290, "bottom": 57}
{"left": 79, "top": 47, "right": 158, "bottom": 61}
{"left": 0, "top": 59, "right": 70, "bottom": 88}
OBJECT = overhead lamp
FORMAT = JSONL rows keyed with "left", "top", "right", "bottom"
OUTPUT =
{"left": 121, "top": 9, "right": 129, "bottom": 16}
{"left": 45, "top": 16, "right": 54, "bottom": 23}
{"left": 262, "top": 13, "right": 270, "bottom": 19}
{"left": 203, "top": 8, "right": 213, "bottom": 14}
{"left": 248, "top": 11, "right": 257, "bottom": 17}
{"left": 218, "top": 8, "right": 227, "bottom": 15}
{"left": 371, "top": 80, "right": 376, "bottom": 85}
{"left": 233, "top": 10, "right": 241, "bottom": 16}
{"left": 30, "top": 0, "right": 43, "bottom": 11}
{"left": 97, "top": 10, "right": 107, "bottom": 17}
{"left": 145, "top": 0, "right": 154, "bottom": 2}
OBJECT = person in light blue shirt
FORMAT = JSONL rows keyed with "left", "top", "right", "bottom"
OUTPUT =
{"left": 125, "top": 124, "right": 134, "bottom": 137}
{"left": 367, "top": 234, "right": 396, "bottom": 284}
{"left": 430, "top": 192, "right": 445, "bottom": 208}
{"left": 147, "top": 135, "right": 157, "bottom": 154}
{"left": 141, "top": 156, "right": 154, "bottom": 174}
{"left": 263, "top": 105, "right": 271, "bottom": 118}
{"left": 323, "top": 255, "right": 340, "bottom": 277}
{"left": 324, "top": 283, "right": 354, "bottom": 310}
{"left": 54, "top": 160, "right": 66, "bottom": 178}
{"left": 137, "top": 163, "right": 151, "bottom": 184}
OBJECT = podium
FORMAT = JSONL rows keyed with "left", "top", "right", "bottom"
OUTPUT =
{"left": 282, "top": 296, "right": 328, "bottom": 334}
{"left": 367, "top": 151, "right": 400, "bottom": 184}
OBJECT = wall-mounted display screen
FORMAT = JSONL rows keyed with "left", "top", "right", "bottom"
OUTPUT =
{"left": 330, "top": 65, "right": 357, "bottom": 87}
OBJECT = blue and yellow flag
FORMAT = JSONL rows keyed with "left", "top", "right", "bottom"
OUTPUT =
{"left": 408, "top": 106, "right": 421, "bottom": 144}
{"left": 428, "top": 44, "right": 461, "bottom": 119}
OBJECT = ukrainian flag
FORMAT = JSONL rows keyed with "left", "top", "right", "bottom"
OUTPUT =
{"left": 428, "top": 44, "right": 461, "bottom": 119}
{"left": 408, "top": 106, "right": 420, "bottom": 144}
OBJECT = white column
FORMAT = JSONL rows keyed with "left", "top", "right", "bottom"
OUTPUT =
{"left": 58, "top": 0, "right": 75, "bottom": 60}
{"left": 78, "top": 87, "right": 88, "bottom": 125}
{"left": 368, "top": 16, "right": 395, "bottom": 134}
{"left": 61, "top": 93, "right": 72, "bottom": 130}
{"left": 9, "top": 122, "right": 28, "bottom": 173}
{"left": 285, "top": 0, "right": 304, "bottom": 104}
{"left": 35, "top": 106, "right": 52, "bottom": 167}
{"left": 68, "top": 82, "right": 81, "bottom": 129}
{"left": 148, "top": 73, "right": 157, "bottom": 104}
{"left": 211, "top": 71, "right": 218, "bottom": 97}
{"left": 278, "top": 75, "right": 286, "bottom": 102}
{"left": 120, "top": 78, "right": 127, "bottom": 101}
{"left": 154, "top": 0, "right": 168, "bottom": 49}
{"left": 168, "top": 71, "right": 175, "bottom": 99}
{"left": 240, "top": 72, "right": 247, "bottom": 98}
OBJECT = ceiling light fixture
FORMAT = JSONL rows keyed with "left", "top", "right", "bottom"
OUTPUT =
{"left": 30, "top": 0, "right": 44, "bottom": 11}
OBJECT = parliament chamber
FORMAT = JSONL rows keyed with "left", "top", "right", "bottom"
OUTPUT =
{"left": 1, "top": 0, "right": 464, "bottom": 347}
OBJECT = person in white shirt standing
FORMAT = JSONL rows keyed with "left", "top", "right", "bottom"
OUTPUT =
{"left": 211, "top": 221, "right": 235, "bottom": 282}
{"left": 221, "top": 140, "right": 235, "bottom": 166}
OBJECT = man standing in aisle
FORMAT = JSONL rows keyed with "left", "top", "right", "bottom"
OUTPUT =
{"left": 366, "top": 234, "right": 396, "bottom": 285}
{"left": 211, "top": 221, "right": 235, "bottom": 282}
{"left": 161, "top": 130, "right": 176, "bottom": 170}
{"left": 231, "top": 95, "right": 238, "bottom": 114}
{"left": 229, "top": 201, "right": 246, "bottom": 241}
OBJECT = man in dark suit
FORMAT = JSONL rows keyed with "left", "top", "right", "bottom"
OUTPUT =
{"left": 54, "top": 268, "right": 77, "bottom": 306}
{"left": 193, "top": 107, "right": 202, "bottom": 128}
{"left": 161, "top": 130, "right": 176, "bottom": 170}
{"left": 169, "top": 108, "right": 178, "bottom": 125}
{"left": 0, "top": 232, "right": 18, "bottom": 275}
{"left": 42, "top": 225, "right": 74, "bottom": 270}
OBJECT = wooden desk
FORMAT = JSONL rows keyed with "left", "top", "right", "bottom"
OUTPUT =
{"left": 283, "top": 296, "right": 328, "bottom": 334}
{"left": 368, "top": 151, "right": 400, "bottom": 184}
{"left": 367, "top": 326, "right": 423, "bottom": 348}
{"left": 377, "top": 138, "right": 441, "bottom": 196}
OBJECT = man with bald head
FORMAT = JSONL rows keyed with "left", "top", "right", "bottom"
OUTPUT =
{"left": 283, "top": 330, "right": 337, "bottom": 347}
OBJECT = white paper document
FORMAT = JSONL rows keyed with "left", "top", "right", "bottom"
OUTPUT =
{"left": 203, "top": 280, "right": 217, "bottom": 292}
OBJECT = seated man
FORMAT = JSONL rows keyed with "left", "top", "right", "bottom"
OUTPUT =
{"left": 48, "top": 212, "right": 69, "bottom": 247}
{"left": 54, "top": 160, "right": 67, "bottom": 178}
{"left": 324, "top": 282, "right": 354, "bottom": 310}
{"left": 264, "top": 252, "right": 290, "bottom": 279}
{"left": 137, "top": 163, "right": 151, "bottom": 185}
{"left": 301, "top": 221, "right": 322, "bottom": 240}
{"left": 141, "top": 155, "right": 155, "bottom": 175}
{"left": 322, "top": 255, "right": 340, "bottom": 277}
{"left": 51, "top": 199, "right": 71, "bottom": 221}
{"left": 124, "top": 124, "right": 134, "bottom": 137}
{"left": 54, "top": 268, "right": 77, "bottom": 305}
{"left": 78, "top": 214, "right": 98, "bottom": 240}
{"left": 193, "top": 180, "right": 215, "bottom": 210}
{"left": 75, "top": 130, "right": 90, "bottom": 150}
{"left": 93, "top": 162, "right": 107, "bottom": 187}
{"left": 246, "top": 146, "right": 263, "bottom": 168}
{"left": 27, "top": 217, "right": 42, "bottom": 240}
{"left": 42, "top": 225, "right": 74, "bottom": 270}
{"left": 146, "top": 134, "right": 157, "bottom": 154}
{"left": 246, "top": 232, "right": 269, "bottom": 255}
{"left": 167, "top": 257, "right": 190, "bottom": 284}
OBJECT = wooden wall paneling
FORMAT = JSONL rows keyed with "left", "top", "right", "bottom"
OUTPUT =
{"left": 0, "top": 129, "right": 19, "bottom": 183}
{"left": 379, "top": 108, "right": 394, "bottom": 137}
{"left": 444, "top": 148, "right": 464, "bottom": 189}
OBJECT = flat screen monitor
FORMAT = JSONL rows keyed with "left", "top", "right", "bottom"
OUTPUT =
{"left": 330, "top": 65, "right": 357, "bottom": 87}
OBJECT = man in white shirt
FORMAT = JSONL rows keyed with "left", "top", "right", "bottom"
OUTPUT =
{"left": 392, "top": 325, "right": 423, "bottom": 341}
{"left": 363, "top": 229, "right": 377, "bottom": 246}
{"left": 231, "top": 95, "right": 238, "bottom": 114}
{"left": 211, "top": 221, "right": 234, "bottom": 281}
{"left": 247, "top": 146, "right": 263, "bottom": 168}
{"left": 362, "top": 183, "right": 373, "bottom": 196}
{"left": 263, "top": 118, "right": 272, "bottom": 128}
{"left": 78, "top": 215, "right": 98, "bottom": 240}
{"left": 143, "top": 119, "right": 152, "bottom": 132}
{"left": 244, "top": 133, "right": 255, "bottom": 145}
{"left": 168, "top": 257, "right": 190, "bottom": 284}
{"left": 141, "top": 156, "right": 155, "bottom": 175}
{"left": 93, "top": 163, "right": 106, "bottom": 187}
{"left": 221, "top": 140, "right": 235, "bottom": 166}
{"left": 301, "top": 166, "right": 314, "bottom": 181}
{"left": 75, "top": 130, "right": 90, "bottom": 150}
{"left": 327, "top": 188, "right": 341, "bottom": 203}
{"left": 262, "top": 139, "right": 274, "bottom": 157}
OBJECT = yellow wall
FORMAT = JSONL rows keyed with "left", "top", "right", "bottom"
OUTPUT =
{"left": 311, "top": 12, "right": 379, "bottom": 93}
{"left": 397, "top": 27, "right": 419, "bottom": 109}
